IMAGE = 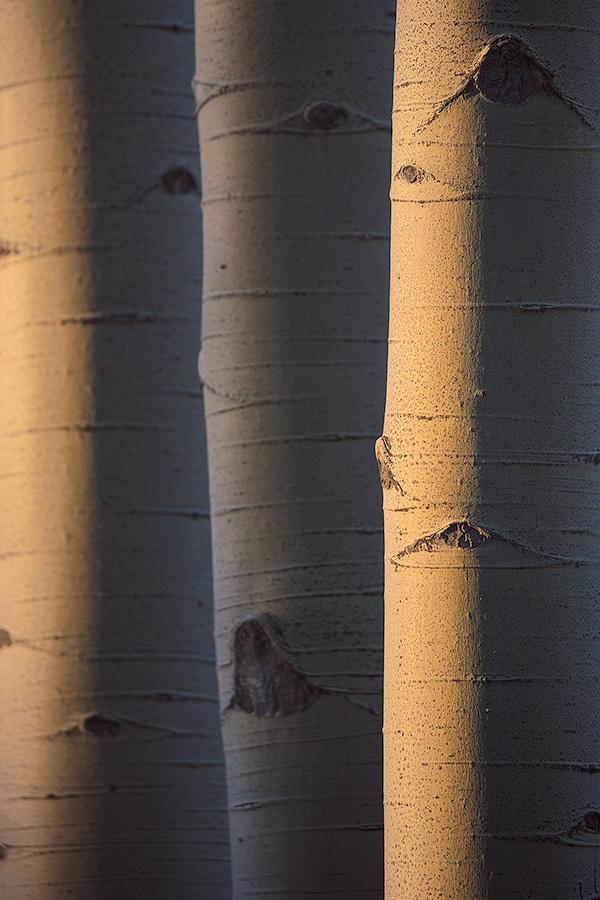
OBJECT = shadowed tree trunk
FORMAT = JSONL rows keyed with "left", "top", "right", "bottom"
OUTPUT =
{"left": 0, "top": 2, "right": 228, "bottom": 896}
{"left": 195, "top": 1, "right": 393, "bottom": 896}
{"left": 383, "top": 1, "right": 600, "bottom": 897}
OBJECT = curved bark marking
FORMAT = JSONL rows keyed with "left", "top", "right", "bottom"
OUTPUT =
{"left": 375, "top": 435, "right": 404, "bottom": 492}
{"left": 392, "top": 521, "right": 578, "bottom": 567}
{"left": 231, "top": 614, "right": 321, "bottom": 717}
{"left": 396, "top": 522, "right": 490, "bottom": 558}
{"left": 418, "top": 34, "right": 594, "bottom": 132}
{"left": 557, "top": 811, "right": 600, "bottom": 846}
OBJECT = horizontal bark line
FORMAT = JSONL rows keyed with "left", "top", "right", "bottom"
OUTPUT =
{"left": 202, "top": 334, "right": 386, "bottom": 343}
{"left": 226, "top": 736, "right": 381, "bottom": 756}
{"left": 0, "top": 231, "right": 199, "bottom": 266}
{"left": 391, "top": 193, "right": 600, "bottom": 203}
{"left": 387, "top": 676, "right": 600, "bottom": 684}
{"left": 7, "top": 652, "right": 216, "bottom": 665}
{"left": 385, "top": 828, "right": 600, "bottom": 846}
{"left": 211, "top": 498, "right": 382, "bottom": 513}
{"left": 216, "top": 560, "right": 377, "bottom": 579}
{"left": 48, "top": 723, "right": 209, "bottom": 739}
{"left": 390, "top": 559, "right": 585, "bottom": 569}
{"left": 393, "top": 138, "right": 600, "bottom": 150}
{"left": 215, "top": 592, "right": 382, "bottom": 611}
{"left": 2, "top": 836, "right": 219, "bottom": 855}
{"left": 394, "top": 108, "right": 600, "bottom": 125}
{"left": 202, "top": 389, "right": 378, "bottom": 407}
{"left": 158, "top": 759, "right": 227, "bottom": 768}
{"left": 205, "top": 124, "right": 389, "bottom": 141}
{"left": 9, "top": 781, "right": 226, "bottom": 801}
{"left": 277, "top": 646, "right": 382, "bottom": 655}
{"left": 0, "top": 72, "right": 83, "bottom": 94}
{"left": 215, "top": 433, "right": 380, "bottom": 447}
{"left": 194, "top": 74, "right": 392, "bottom": 112}
{"left": 24, "top": 312, "right": 197, "bottom": 326}
{"left": 203, "top": 288, "right": 372, "bottom": 301}
{"left": 116, "top": 507, "right": 209, "bottom": 518}
{"left": 9, "top": 593, "right": 204, "bottom": 603}
{"left": 220, "top": 491, "right": 364, "bottom": 525}
{"left": 382, "top": 759, "right": 600, "bottom": 773}
{"left": 205, "top": 361, "right": 378, "bottom": 371}
{"left": 213, "top": 525, "right": 381, "bottom": 537}
{"left": 220, "top": 822, "right": 383, "bottom": 834}
{"left": 379, "top": 451, "right": 600, "bottom": 463}
{"left": 463, "top": 19, "right": 600, "bottom": 35}
{"left": 115, "top": 19, "right": 194, "bottom": 31}
{"left": 387, "top": 412, "right": 600, "bottom": 421}
{"left": 48, "top": 691, "right": 218, "bottom": 702}
{"left": 387, "top": 304, "right": 600, "bottom": 312}
{"left": 0, "top": 244, "right": 124, "bottom": 268}
{"left": 3, "top": 423, "right": 177, "bottom": 435}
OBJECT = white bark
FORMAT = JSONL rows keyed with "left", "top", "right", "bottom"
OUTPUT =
{"left": 195, "top": 1, "right": 393, "bottom": 896}
{"left": 384, "top": 2, "right": 600, "bottom": 898}
{"left": 0, "top": 2, "right": 228, "bottom": 896}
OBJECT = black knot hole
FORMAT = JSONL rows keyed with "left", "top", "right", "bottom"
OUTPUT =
{"left": 475, "top": 35, "right": 544, "bottom": 106}
{"left": 231, "top": 614, "right": 320, "bottom": 716}
{"left": 160, "top": 167, "right": 197, "bottom": 194}
{"left": 82, "top": 714, "right": 121, "bottom": 737}
{"left": 583, "top": 812, "right": 600, "bottom": 834}
{"left": 303, "top": 100, "right": 348, "bottom": 130}
{"left": 400, "top": 165, "right": 419, "bottom": 183}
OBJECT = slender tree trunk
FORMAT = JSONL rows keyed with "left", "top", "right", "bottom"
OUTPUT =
{"left": 0, "top": 2, "right": 228, "bottom": 896}
{"left": 195, "top": 2, "right": 393, "bottom": 896}
{"left": 383, "top": 2, "right": 600, "bottom": 898}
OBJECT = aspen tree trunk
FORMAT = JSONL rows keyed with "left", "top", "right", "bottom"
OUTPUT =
{"left": 0, "top": 2, "right": 229, "bottom": 897}
{"left": 383, "top": 2, "right": 600, "bottom": 898}
{"left": 195, "top": 2, "right": 393, "bottom": 896}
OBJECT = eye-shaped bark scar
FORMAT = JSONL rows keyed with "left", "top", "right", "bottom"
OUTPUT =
{"left": 391, "top": 521, "right": 575, "bottom": 567}
{"left": 418, "top": 34, "right": 594, "bottom": 132}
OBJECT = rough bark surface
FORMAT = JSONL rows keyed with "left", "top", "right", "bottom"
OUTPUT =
{"left": 0, "top": 2, "right": 229, "bottom": 896}
{"left": 195, "top": 1, "right": 393, "bottom": 896}
{"left": 384, "top": 1, "right": 600, "bottom": 898}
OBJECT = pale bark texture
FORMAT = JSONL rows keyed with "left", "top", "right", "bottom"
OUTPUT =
{"left": 383, "top": 1, "right": 600, "bottom": 898}
{"left": 195, "top": 2, "right": 393, "bottom": 897}
{"left": 0, "top": 2, "right": 228, "bottom": 897}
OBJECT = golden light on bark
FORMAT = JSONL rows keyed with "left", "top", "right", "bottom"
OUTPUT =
{"left": 384, "top": 2, "right": 600, "bottom": 897}
{"left": 0, "top": 2, "right": 228, "bottom": 896}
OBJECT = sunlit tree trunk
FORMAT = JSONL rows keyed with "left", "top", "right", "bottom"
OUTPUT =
{"left": 383, "top": 1, "right": 600, "bottom": 898}
{"left": 0, "top": 2, "right": 228, "bottom": 897}
{"left": 195, "top": 1, "right": 393, "bottom": 896}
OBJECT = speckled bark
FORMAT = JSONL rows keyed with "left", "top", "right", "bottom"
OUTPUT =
{"left": 0, "top": 2, "right": 228, "bottom": 896}
{"left": 384, "top": 1, "right": 600, "bottom": 898}
{"left": 195, "top": 1, "right": 393, "bottom": 896}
